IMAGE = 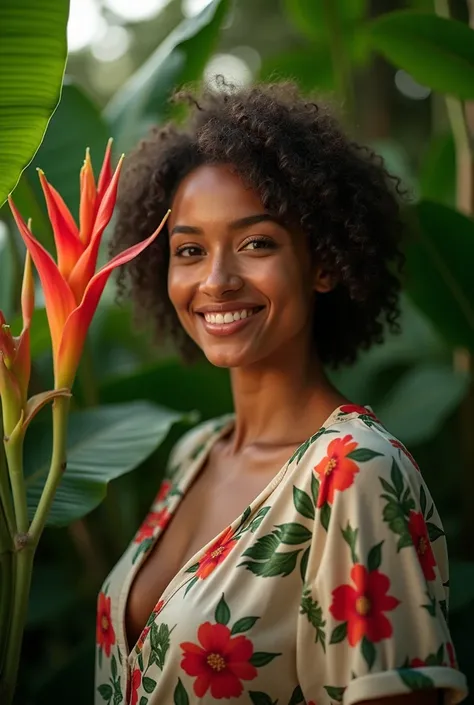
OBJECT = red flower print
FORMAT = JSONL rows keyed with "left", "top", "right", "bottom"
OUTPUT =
{"left": 446, "top": 642, "right": 457, "bottom": 669}
{"left": 390, "top": 439, "right": 420, "bottom": 472}
{"left": 410, "top": 657, "right": 426, "bottom": 667}
{"left": 340, "top": 404, "right": 378, "bottom": 420}
{"left": 96, "top": 592, "right": 116, "bottom": 657}
{"left": 408, "top": 511, "right": 437, "bottom": 581}
{"left": 156, "top": 479, "right": 172, "bottom": 504}
{"left": 134, "top": 507, "right": 171, "bottom": 543}
{"left": 180, "top": 622, "right": 257, "bottom": 699}
{"left": 130, "top": 667, "right": 141, "bottom": 705}
{"left": 196, "top": 527, "right": 238, "bottom": 579}
{"left": 313, "top": 435, "right": 359, "bottom": 508}
{"left": 330, "top": 564, "right": 400, "bottom": 646}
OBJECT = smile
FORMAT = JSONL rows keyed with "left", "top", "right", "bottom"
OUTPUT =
{"left": 196, "top": 307, "right": 264, "bottom": 337}
{"left": 203, "top": 308, "right": 257, "bottom": 324}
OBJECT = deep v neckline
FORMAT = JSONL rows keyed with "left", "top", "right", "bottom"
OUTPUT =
{"left": 120, "top": 406, "right": 346, "bottom": 661}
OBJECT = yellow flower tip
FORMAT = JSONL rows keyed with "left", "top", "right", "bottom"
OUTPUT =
{"left": 27, "top": 218, "right": 32, "bottom": 230}
{"left": 36, "top": 167, "right": 45, "bottom": 175}
{"left": 106, "top": 137, "right": 113, "bottom": 148}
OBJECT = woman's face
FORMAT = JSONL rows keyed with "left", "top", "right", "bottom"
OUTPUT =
{"left": 167, "top": 164, "right": 327, "bottom": 369}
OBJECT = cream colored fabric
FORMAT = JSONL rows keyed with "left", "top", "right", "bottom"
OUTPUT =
{"left": 95, "top": 406, "right": 468, "bottom": 705}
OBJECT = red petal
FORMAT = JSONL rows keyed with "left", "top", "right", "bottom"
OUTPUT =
{"left": 38, "top": 170, "right": 84, "bottom": 278}
{"left": 97, "top": 138, "right": 113, "bottom": 202}
{"left": 198, "top": 622, "right": 230, "bottom": 652}
{"left": 330, "top": 584, "right": 357, "bottom": 621}
{"left": 8, "top": 196, "right": 76, "bottom": 361}
{"left": 48, "top": 183, "right": 80, "bottom": 240}
{"left": 68, "top": 155, "right": 124, "bottom": 303}
{"left": 55, "top": 212, "right": 168, "bottom": 389}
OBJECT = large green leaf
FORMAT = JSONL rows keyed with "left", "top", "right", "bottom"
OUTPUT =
{"left": 284, "top": 0, "right": 367, "bottom": 40}
{"left": 0, "top": 0, "right": 69, "bottom": 206}
{"left": 374, "top": 363, "right": 468, "bottom": 445}
{"left": 0, "top": 224, "right": 14, "bottom": 319}
{"left": 100, "top": 359, "right": 233, "bottom": 421}
{"left": 260, "top": 48, "right": 335, "bottom": 92}
{"left": 419, "top": 133, "right": 455, "bottom": 208}
{"left": 104, "top": 0, "right": 230, "bottom": 152}
{"left": 404, "top": 201, "right": 474, "bottom": 353}
{"left": 368, "top": 11, "right": 474, "bottom": 101}
{"left": 24, "top": 401, "right": 185, "bottom": 526}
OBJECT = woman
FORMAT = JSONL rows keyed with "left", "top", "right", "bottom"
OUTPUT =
{"left": 95, "top": 82, "right": 467, "bottom": 705}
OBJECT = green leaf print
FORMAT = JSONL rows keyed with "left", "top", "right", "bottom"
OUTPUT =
{"left": 138, "top": 652, "right": 144, "bottom": 671}
{"left": 439, "top": 599, "right": 448, "bottom": 621}
{"left": 111, "top": 654, "right": 117, "bottom": 679}
{"left": 149, "top": 622, "right": 173, "bottom": 670}
{"left": 330, "top": 621, "right": 348, "bottom": 644}
{"left": 341, "top": 522, "right": 359, "bottom": 564}
{"left": 397, "top": 533, "right": 413, "bottom": 550}
{"left": 237, "top": 505, "right": 252, "bottom": 531}
{"left": 248, "top": 506, "right": 271, "bottom": 533}
{"left": 310, "top": 473, "right": 319, "bottom": 506}
{"left": 239, "top": 549, "right": 301, "bottom": 577}
{"left": 367, "top": 541, "right": 384, "bottom": 572}
{"left": 249, "top": 651, "right": 281, "bottom": 667}
{"left": 391, "top": 458, "right": 404, "bottom": 498}
{"left": 427, "top": 522, "right": 445, "bottom": 542}
{"left": 132, "top": 538, "right": 154, "bottom": 565}
{"left": 379, "top": 477, "right": 398, "bottom": 497}
{"left": 139, "top": 698, "right": 148, "bottom": 705}
{"left": 231, "top": 616, "right": 260, "bottom": 635}
{"left": 142, "top": 677, "right": 157, "bottom": 694}
{"left": 320, "top": 503, "right": 331, "bottom": 531}
{"left": 346, "top": 448, "right": 383, "bottom": 462}
{"left": 98, "top": 684, "right": 113, "bottom": 702}
{"left": 361, "top": 636, "right": 376, "bottom": 670}
{"left": 292, "top": 486, "right": 315, "bottom": 520}
{"left": 323, "top": 685, "right": 345, "bottom": 702}
{"left": 249, "top": 692, "right": 277, "bottom": 705}
{"left": 426, "top": 503, "right": 434, "bottom": 521}
{"left": 288, "top": 685, "right": 304, "bottom": 704}
{"left": 419, "top": 485, "right": 427, "bottom": 516}
{"left": 184, "top": 576, "right": 199, "bottom": 596}
{"left": 300, "top": 586, "right": 326, "bottom": 652}
{"left": 185, "top": 562, "right": 199, "bottom": 574}
{"left": 241, "top": 532, "right": 280, "bottom": 560}
{"left": 397, "top": 669, "right": 435, "bottom": 690}
{"left": 98, "top": 646, "right": 103, "bottom": 670}
{"left": 215, "top": 594, "right": 231, "bottom": 625}
{"left": 174, "top": 678, "right": 190, "bottom": 705}
{"left": 421, "top": 592, "right": 437, "bottom": 617}
{"left": 276, "top": 522, "right": 312, "bottom": 545}
{"left": 300, "top": 546, "right": 310, "bottom": 582}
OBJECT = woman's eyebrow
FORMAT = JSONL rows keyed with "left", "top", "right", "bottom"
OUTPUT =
{"left": 170, "top": 213, "right": 281, "bottom": 237}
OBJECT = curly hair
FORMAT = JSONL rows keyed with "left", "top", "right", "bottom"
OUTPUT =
{"left": 110, "top": 80, "right": 405, "bottom": 368}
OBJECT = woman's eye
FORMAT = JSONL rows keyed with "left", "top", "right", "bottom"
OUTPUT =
{"left": 174, "top": 245, "right": 204, "bottom": 257}
{"left": 241, "top": 237, "right": 276, "bottom": 251}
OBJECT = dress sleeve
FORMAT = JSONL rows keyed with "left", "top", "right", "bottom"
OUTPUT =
{"left": 295, "top": 426, "right": 468, "bottom": 705}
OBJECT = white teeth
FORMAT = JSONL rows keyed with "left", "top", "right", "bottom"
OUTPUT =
{"left": 203, "top": 308, "right": 257, "bottom": 324}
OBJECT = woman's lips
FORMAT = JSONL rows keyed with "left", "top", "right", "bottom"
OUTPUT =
{"left": 197, "top": 307, "right": 263, "bottom": 337}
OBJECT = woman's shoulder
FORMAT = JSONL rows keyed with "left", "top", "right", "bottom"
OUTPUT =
{"left": 292, "top": 404, "right": 422, "bottom": 490}
{"left": 166, "top": 413, "right": 234, "bottom": 478}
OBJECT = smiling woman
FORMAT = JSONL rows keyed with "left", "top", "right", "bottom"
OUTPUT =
{"left": 99, "top": 81, "right": 468, "bottom": 705}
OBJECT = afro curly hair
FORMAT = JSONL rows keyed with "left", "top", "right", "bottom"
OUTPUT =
{"left": 110, "top": 80, "right": 405, "bottom": 368}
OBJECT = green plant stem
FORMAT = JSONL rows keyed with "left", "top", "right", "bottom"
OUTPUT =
{"left": 4, "top": 438, "right": 28, "bottom": 535}
{"left": 29, "top": 395, "right": 70, "bottom": 545}
{"left": 2, "top": 546, "right": 34, "bottom": 705}
{"left": 321, "top": 0, "right": 355, "bottom": 122}
{"left": 0, "top": 444, "right": 15, "bottom": 541}
{"left": 0, "top": 503, "right": 13, "bottom": 675}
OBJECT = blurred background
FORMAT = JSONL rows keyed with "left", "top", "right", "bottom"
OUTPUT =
{"left": 1, "top": 0, "right": 474, "bottom": 701}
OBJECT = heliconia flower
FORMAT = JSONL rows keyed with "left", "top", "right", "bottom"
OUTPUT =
{"left": 0, "top": 251, "right": 69, "bottom": 437}
{"left": 8, "top": 140, "right": 169, "bottom": 390}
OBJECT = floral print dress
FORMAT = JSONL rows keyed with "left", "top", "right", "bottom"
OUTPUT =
{"left": 95, "top": 405, "right": 468, "bottom": 705}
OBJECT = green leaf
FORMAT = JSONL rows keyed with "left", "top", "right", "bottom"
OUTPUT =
{"left": 184, "top": 575, "right": 199, "bottom": 596}
{"left": 215, "top": 594, "right": 231, "bottom": 626}
{"left": 138, "top": 652, "right": 144, "bottom": 671}
{"left": 419, "top": 133, "right": 455, "bottom": 208}
{"left": 0, "top": 0, "right": 69, "bottom": 205}
{"left": 0, "top": 226, "right": 14, "bottom": 320}
{"left": 288, "top": 685, "right": 305, "bottom": 705}
{"left": 105, "top": 0, "right": 230, "bottom": 152}
{"left": 293, "top": 486, "right": 315, "bottom": 520}
{"left": 330, "top": 621, "right": 348, "bottom": 644}
{"left": 368, "top": 11, "right": 474, "bottom": 100}
{"left": 404, "top": 201, "right": 474, "bottom": 355}
{"left": 249, "top": 692, "right": 274, "bottom": 705}
{"left": 276, "top": 522, "right": 312, "bottom": 545}
{"left": 174, "top": 678, "right": 189, "bottom": 705}
{"left": 249, "top": 652, "right": 281, "bottom": 667}
{"left": 320, "top": 503, "right": 331, "bottom": 531}
{"left": 346, "top": 448, "right": 383, "bottom": 462}
{"left": 323, "top": 685, "right": 345, "bottom": 703}
{"left": 367, "top": 541, "right": 384, "bottom": 572}
{"left": 300, "top": 546, "right": 310, "bottom": 583}
{"left": 139, "top": 698, "right": 148, "bottom": 705}
{"left": 111, "top": 654, "right": 117, "bottom": 679}
{"left": 98, "top": 684, "right": 113, "bottom": 701}
{"left": 142, "top": 678, "right": 156, "bottom": 695}
{"left": 420, "top": 486, "right": 427, "bottom": 516}
{"left": 310, "top": 474, "right": 319, "bottom": 506}
{"left": 390, "top": 459, "right": 404, "bottom": 498}
{"left": 249, "top": 506, "right": 271, "bottom": 533}
{"left": 427, "top": 522, "right": 445, "bottom": 542}
{"left": 239, "top": 550, "right": 300, "bottom": 578}
{"left": 231, "top": 616, "right": 259, "bottom": 635}
{"left": 341, "top": 523, "right": 359, "bottom": 564}
{"left": 284, "top": 0, "right": 367, "bottom": 40}
{"left": 397, "top": 533, "right": 413, "bottom": 551}
{"left": 241, "top": 533, "right": 280, "bottom": 561}
{"left": 361, "top": 636, "right": 376, "bottom": 670}
{"left": 24, "top": 401, "right": 183, "bottom": 526}
{"left": 397, "top": 668, "right": 435, "bottom": 690}
{"left": 260, "top": 47, "right": 335, "bottom": 93}
{"left": 379, "top": 477, "right": 398, "bottom": 497}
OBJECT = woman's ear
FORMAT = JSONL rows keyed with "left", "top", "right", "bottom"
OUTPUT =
{"left": 313, "top": 266, "right": 337, "bottom": 293}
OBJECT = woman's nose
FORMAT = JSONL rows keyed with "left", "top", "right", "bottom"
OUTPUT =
{"left": 200, "top": 254, "right": 243, "bottom": 298}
